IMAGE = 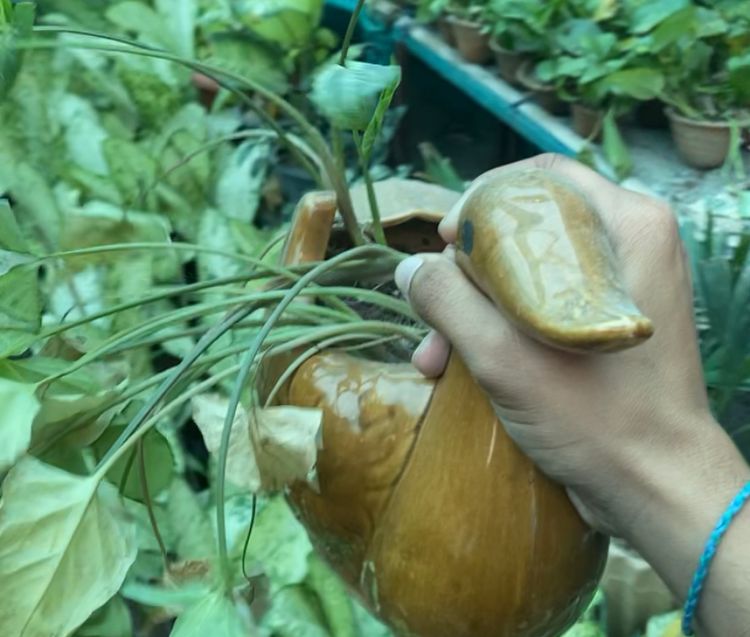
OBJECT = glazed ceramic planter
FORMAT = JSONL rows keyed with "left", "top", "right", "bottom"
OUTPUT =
{"left": 447, "top": 16, "right": 491, "bottom": 64}
{"left": 257, "top": 175, "right": 633, "bottom": 637}
{"left": 666, "top": 108, "right": 743, "bottom": 170}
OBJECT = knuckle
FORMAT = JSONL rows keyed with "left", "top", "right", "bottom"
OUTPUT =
{"left": 534, "top": 152, "right": 570, "bottom": 171}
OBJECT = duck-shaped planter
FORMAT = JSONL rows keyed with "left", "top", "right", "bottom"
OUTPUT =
{"left": 263, "top": 169, "right": 653, "bottom": 637}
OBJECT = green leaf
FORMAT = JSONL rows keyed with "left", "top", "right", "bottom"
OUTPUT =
{"left": 0, "top": 357, "right": 126, "bottom": 450}
{"left": 311, "top": 61, "right": 402, "bottom": 131}
{"left": 75, "top": 595, "right": 133, "bottom": 637}
{"left": 0, "top": 198, "right": 28, "bottom": 253}
{"left": 92, "top": 425, "right": 175, "bottom": 501}
{"left": 0, "top": 265, "right": 41, "bottom": 333}
{"left": 170, "top": 590, "right": 255, "bottom": 637}
{"left": 121, "top": 579, "right": 208, "bottom": 610}
{"left": 155, "top": 0, "right": 196, "bottom": 58}
{"left": 729, "top": 53, "right": 750, "bottom": 103}
{"left": 57, "top": 94, "right": 110, "bottom": 176}
{"left": 204, "top": 32, "right": 289, "bottom": 95}
{"left": 362, "top": 66, "right": 402, "bottom": 162}
{"left": 216, "top": 139, "right": 272, "bottom": 223}
{"left": 698, "top": 258, "right": 732, "bottom": 339}
{"left": 103, "top": 138, "right": 159, "bottom": 207}
{"left": 243, "top": 497, "right": 313, "bottom": 590}
{"left": 106, "top": 2, "right": 169, "bottom": 49}
{"left": 0, "top": 378, "right": 39, "bottom": 473}
{"left": 236, "top": 0, "right": 324, "bottom": 50}
{"left": 602, "top": 110, "right": 632, "bottom": 181}
{"left": 165, "top": 479, "right": 215, "bottom": 561}
{"left": 10, "top": 162, "right": 63, "bottom": 248}
{"left": 262, "top": 585, "right": 330, "bottom": 637}
{"left": 0, "top": 2, "right": 35, "bottom": 98}
{"left": 596, "top": 68, "right": 665, "bottom": 101}
{"left": 0, "top": 457, "right": 137, "bottom": 637}
{"left": 0, "top": 0, "right": 10, "bottom": 25}
{"left": 197, "top": 207, "right": 241, "bottom": 280}
{"left": 0, "top": 198, "right": 35, "bottom": 277}
{"left": 306, "top": 553, "right": 357, "bottom": 637}
{"left": 629, "top": 0, "right": 690, "bottom": 34}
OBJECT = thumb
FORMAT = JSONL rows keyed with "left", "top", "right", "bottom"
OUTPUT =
{"left": 395, "top": 252, "right": 534, "bottom": 397}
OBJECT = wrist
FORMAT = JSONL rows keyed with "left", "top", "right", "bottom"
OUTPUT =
{"left": 605, "top": 412, "right": 749, "bottom": 598}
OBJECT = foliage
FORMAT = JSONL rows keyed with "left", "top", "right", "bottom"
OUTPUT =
{"left": 483, "top": 0, "right": 568, "bottom": 55}
{"left": 681, "top": 206, "right": 750, "bottom": 457}
{"left": 0, "top": 2, "right": 419, "bottom": 636}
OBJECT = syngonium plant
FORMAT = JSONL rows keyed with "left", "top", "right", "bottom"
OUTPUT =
{"left": 0, "top": 1, "right": 420, "bottom": 635}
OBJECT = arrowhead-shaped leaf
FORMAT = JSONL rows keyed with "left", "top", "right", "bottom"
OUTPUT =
{"left": 0, "top": 457, "right": 138, "bottom": 637}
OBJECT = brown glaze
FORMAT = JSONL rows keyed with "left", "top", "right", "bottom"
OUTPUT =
{"left": 257, "top": 191, "right": 338, "bottom": 406}
{"left": 263, "top": 177, "right": 609, "bottom": 637}
{"left": 455, "top": 169, "right": 653, "bottom": 352}
{"left": 281, "top": 191, "right": 337, "bottom": 266}
{"left": 365, "top": 354, "right": 606, "bottom": 637}
{"left": 287, "top": 353, "right": 435, "bottom": 588}
{"left": 346, "top": 177, "right": 461, "bottom": 227}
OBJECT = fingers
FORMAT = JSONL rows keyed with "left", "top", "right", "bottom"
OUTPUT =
{"left": 395, "top": 252, "right": 533, "bottom": 394}
{"left": 412, "top": 330, "right": 451, "bottom": 378}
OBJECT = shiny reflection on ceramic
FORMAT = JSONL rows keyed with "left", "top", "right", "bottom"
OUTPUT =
{"left": 263, "top": 178, "right": 611, "bottom": 637}
{"left": 288, "top": 353, "right": 435, "bottom": 588}
{"left": 456, "top": 169, "right": 653, "bottom": 352}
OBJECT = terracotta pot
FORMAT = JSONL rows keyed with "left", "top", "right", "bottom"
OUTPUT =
{"left": 516, "top": 61, "right": 569, "bottom": 116}
{"left": 572, "top": 103, "right": 604, "bottom": 141}
{"left": 666, "top": 108, "right": 743, "bottom": 170}
{"left": 447, "top": 16, "right": 491, "bottom": 64}
{"left": 437, "top": 15, "right": 456, "bottom": 46}
{"left": 259, "top": 175, "right": 632, "bottom": 636}
{"left": 489, "top": 40, "right": 527, "bottom": 86}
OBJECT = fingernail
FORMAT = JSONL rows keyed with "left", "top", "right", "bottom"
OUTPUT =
{"left": 412, "top": 332, "right": 433, "bottom": 361}
{"left": 394, "top": 255, "right": 424, "bottom": 299}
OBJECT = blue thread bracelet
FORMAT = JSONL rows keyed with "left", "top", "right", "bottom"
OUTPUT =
{"left": 682, "top": 480, "right": 750, "bottom": 635}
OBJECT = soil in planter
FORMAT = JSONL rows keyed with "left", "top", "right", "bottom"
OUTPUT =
{"left": 324, "top": 220, "right": 447, "bottom": 363}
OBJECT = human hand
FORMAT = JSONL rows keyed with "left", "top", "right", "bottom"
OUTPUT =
{"left": 394, "top": 155, "right": 748, "bottom": 562}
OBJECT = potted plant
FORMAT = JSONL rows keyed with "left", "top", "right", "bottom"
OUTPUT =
{"left": 516, "top": 59, "right": 569, "bottom": 115}
{"left": 662, "top": 46, "right": 750, "bottom": 169}
{"left": 0, "top": 2, "right": 638, "bottom": 635}
{"left": 535, "top": 18, "right": 665, "bottom": 177}
{"left": 416, "top": 0, "right": 455, "bottom": 46}
{"left": 484, "top": 0, "right": 566, "bottom": 86}
{"left": 680, "top": 204, "right": 750, "bottom": 461}
{"left": 444, "top": 0, "right": 492, "bottom": 64}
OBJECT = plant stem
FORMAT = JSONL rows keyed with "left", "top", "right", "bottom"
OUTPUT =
{"left": 98, "top": 362, "right": 244, "bottom": 476}
{"left": 95, "top": 305, "right": 255, "bottom": 471}
{"left": 339, "top": 0, "right": 368, "bottom": 66}
{"left": 138, "top": 438, "right": 170, "bottom": 569}
{"left": 214, "top": 245, "right": 393, "bottom": 592}
{"left": 31, "top": 28, "right": 364, "bottom": 246}
{"left": 352, "top": 131, "right": 387, "bottom": 244}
